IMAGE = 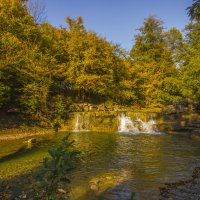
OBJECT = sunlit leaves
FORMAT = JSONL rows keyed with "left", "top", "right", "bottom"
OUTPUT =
{"left": 130, "top": 16, "right": 177, "bottom": 105}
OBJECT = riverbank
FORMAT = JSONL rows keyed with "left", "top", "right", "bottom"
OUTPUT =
{"left": 159, "top": 166, "right": 200, "bottom": 200}
{"left": 0, "top": 110, "right": 55, "bottom": 141}
{"left": 0, "top": 127, "right": 52, "bottom": 141}
{"left": 0, "top": 167, "right": 40, "bottom": 200}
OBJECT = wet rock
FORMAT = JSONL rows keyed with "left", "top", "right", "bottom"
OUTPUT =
{"left": 163, "top": 101, "right": 200, "bottom": 115}
{"left": 19, "top": 193, "right": 27, "bottom": 199}
{"left": 90, "top": 179, "right": 101, "bottom": 191}
{"left": 6, "top": 185, "right": 10, "bottom": 189}
{"left": 89, "top": 105, "right": 98, "bottom": 111}
{"left": 90, "top": 184, "right": 99, "bottom": 191}
{"left": 163, "top": 105, "right": 177, "bottom": 114}
{"left": 27, "top": 138, "right": 37, "bottom": 144}
{"left": 58, "top": 188, "right": 67, "bottom": 194}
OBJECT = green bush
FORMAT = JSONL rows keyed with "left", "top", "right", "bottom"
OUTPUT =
{"left": 36, "top": 134, "right": 80, "bottom": 200}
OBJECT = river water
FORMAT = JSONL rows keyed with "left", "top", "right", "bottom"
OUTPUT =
{"left": 1, "top": 130, "right": 200, "bottom": 200}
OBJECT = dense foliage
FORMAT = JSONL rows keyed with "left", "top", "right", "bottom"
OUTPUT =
{"left": 0, "top": 0, "right": 199, "bottom": 126}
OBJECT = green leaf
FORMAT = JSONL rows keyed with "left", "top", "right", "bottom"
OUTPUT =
{"left": 48, "top": 149, "right": 56, "bottom": 158}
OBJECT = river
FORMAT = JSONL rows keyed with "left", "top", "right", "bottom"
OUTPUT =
{"left": 1, "top": 131, "right": 200, "bottom": 199}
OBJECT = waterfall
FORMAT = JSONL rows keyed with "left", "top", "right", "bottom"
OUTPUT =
{"left": 74, "top": 114, "right": 81, "bottom": 131}
{"left": 136, "top": 118, "right": 158, "bottom": 134}
{"left": 118, "top": 114, "right": 139, "bottom": 133}
{"left": 74, "top": 113, "right": 90, "bottom": 131}
{"left": 118, "top": 114, "right": 160, "bottom": 134}
{"left": 72, "top": 112, "right": 160, "bottom": 133}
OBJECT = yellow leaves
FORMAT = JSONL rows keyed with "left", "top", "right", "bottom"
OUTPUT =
{"left": 1, "top": 32, "right": 21, "bottom": 53}
{"left": 120, "top": 80, "right": 135, "bottom": 89}
{"left": 74, "top": 74, "right": 111, "bottom": 95}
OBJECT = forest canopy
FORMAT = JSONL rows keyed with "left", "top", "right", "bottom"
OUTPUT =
{"left": 0, "top": 0, "right": 199, "bottom": 126}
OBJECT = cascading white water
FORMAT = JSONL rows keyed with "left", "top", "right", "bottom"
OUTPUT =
{"left": 136, "top": 118, "right": 158, "bottom": 134}
{"left": 118, "top": 114, "right": 160, "bottom": 134}
{"left": 74, "top": 113, "right": 90, "bottom": 131}
{"left": 118, "top": 114, "right": 139, "bottom": 133}
{"left": 73, "top": 113, "right": 160, "bottom": 134}
{"left": 74, "top": 114, "right": 81, "bottom": 131}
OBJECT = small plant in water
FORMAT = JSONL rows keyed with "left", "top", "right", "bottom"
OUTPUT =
{"left": 36, "top": 134, "right": 80, "bottom": 200}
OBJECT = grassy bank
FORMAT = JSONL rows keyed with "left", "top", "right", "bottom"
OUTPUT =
{"left": 0, "top": 127, "right": 53, "bottom": 141}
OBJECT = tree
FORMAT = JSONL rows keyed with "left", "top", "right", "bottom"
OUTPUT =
{"left": 187, "top": 0, "right": 200, "bottom": 21}
{"left": 130, "top": 16, "right": 176, "bottom": 106}
{"left": 66, "top": 16, "right": 85, "bottom": 32}
{"left": 179, "top": 20, "right": 200, "bottom": 102}
{"left": 130, "top": 16, "right": 165, "bottom": 63}
{"left": 0, "top": 72, "right": 10, "bottom": 108}
{"left": 164, "top": 28, "right": 184, "bottom": 65}
{"left": 27, "top": 0, "right": 46, "bottom": 24}
{"left": 0, "top": 0, "right": 42, "bottom": 110}
{"left": 64, "top": 17, "right": 121, "bottom": 102}
{"left": 0, "top": 0, "right": 65, "bottom": 126}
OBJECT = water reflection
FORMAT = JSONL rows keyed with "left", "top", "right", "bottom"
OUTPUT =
{"left": 69, "top": 132, "right": 200, "bottom": 200}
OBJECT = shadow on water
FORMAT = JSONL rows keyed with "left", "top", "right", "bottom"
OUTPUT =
{"left": 76, "top": 179, "right": 139, "bottom": 200}
{"left": 0, "top": 133, "right": 67, "bottom": 163}
{"left": 0, "top": 145, "right": 29, "bottom": 163}
{"left": 0, "top": 138, "right": 51, "bottom": 163}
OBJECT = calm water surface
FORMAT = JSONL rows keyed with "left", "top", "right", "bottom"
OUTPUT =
{"left": 1, "top": 131, "right": 200, "bottom": 200}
